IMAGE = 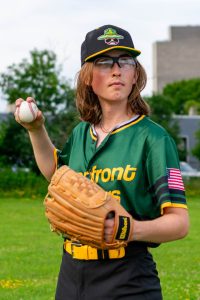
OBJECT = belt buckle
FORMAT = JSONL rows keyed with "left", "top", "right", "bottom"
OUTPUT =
{"left": 71, "top": 241, "right": 82, "bottom": 257}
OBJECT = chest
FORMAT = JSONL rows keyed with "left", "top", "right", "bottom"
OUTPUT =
{"left": 96, "top": 131, "right": 109, "bottom": 148}
{"left": 68, "top": 128, "right": 147, "bottom": 178}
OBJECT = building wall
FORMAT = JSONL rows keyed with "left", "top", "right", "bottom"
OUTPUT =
{"left": 173, "top": 115, "right": 200, "bottom": 170}
{"left": 153, "top": 26, "right": 200, "bottom": 92}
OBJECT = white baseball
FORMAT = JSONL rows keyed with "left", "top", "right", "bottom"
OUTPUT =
{"left": 17, "top": 101, "right": 39, "bottom": 123}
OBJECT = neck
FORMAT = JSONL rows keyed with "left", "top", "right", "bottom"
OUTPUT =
{"left": 99, "top": 102, "right": 134, "bottom": 131}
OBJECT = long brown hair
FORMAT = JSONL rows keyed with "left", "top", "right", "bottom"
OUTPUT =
{"left": 76, "top": 60, "right": 150, "bottom": 124}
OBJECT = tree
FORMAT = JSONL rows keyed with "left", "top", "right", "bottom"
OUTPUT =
{"left": 184, "top": 100, "right": 200, "bottom": 115}
{"left": 0, "top": 115, "right": 34, "bottom": 169}
{"left": 145, "top": 94, "right": 179, "bottom": 140}
{"left": 0, "top": 49, "right": 75, "bottom": 114}
{"left": 0, "top": 49, "right": 79, "bottom": 172}
{"left": 192, "top": 129, "right": 200, "bottom": 161}
{"left": 145, "top": 94, "right": 186, "bottom": 161}
{"left": 163, "top": 78, "right": 200, "bottom": 114}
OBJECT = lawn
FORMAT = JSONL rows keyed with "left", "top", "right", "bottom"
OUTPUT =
{"left": 0, "top": 197, "right": 61, "bottom": 300}
{"left": 152, "top": 196, "right": 200, "bottom": 299}
{"left": 0, "top": 196, "right": 199, "bottom": 300}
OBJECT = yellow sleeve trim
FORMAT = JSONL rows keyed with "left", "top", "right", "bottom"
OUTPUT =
{"left": 161, "top": 202, "right": 188, "bottom": 215}
{"left": 53, "top": 148, "right": 58, "bottom": 170}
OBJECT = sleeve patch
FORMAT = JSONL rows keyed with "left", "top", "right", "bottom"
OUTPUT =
{"left": 167, "top": 168, "right": 185, "bottom": 191}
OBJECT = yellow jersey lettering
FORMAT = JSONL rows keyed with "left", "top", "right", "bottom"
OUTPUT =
{"left": 81, "top": 165, "right": 137, "bottom": 183}
{"left": 111, "top": 167, "right": 124, "bottom": 181}
{"left": 94, "top": 169, "right": 102, "bottom": 183}
{"left": 90, "top": 165, "right": 97, "bottom": 181}
{"left": 109, "top": 190, "right": 121, "bottom": 201}
{"left": 101, "top": 168, "right": 111, "bottom": 182}
{"left": 83, "top": 171, "right": 89, "bottom": 177}
{"left": 123, "top": 165, "right": 137, "bottom": 181}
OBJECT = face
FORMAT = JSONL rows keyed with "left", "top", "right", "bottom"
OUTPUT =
{"left": 91, "top": 50, "right": 137, "bottom": 104}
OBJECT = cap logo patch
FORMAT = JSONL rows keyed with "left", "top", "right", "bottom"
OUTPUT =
{"left": 97, "top": 28, "right": 124, "bottom": 45}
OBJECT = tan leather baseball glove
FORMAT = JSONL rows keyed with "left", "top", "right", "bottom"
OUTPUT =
{"left": 44, "top": 165, "right": 134, "bottom": 249}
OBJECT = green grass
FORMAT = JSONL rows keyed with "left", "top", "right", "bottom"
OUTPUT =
{"left": 0, "top": 196, "right": 199, "bottom": 299}
{"left": 0, "top": 197, "right": 61, "bottom": 300}
{"left": 152, "top": 196, "right": 200, "bottom": 299}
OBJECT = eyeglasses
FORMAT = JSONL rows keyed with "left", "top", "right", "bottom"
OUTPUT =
{"left": 93, "top": 55, "right": 137, "bottom": 71}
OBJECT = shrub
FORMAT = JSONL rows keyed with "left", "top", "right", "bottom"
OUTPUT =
{"left": 0, "top": 168, "right": 48, "bottom": 198}
{"left": 183, "top": 177, "right": 200, "bottom": 197}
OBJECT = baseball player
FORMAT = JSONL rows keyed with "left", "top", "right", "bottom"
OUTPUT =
{"left": 15, "top": 25, "right": 189, "bottom": 300}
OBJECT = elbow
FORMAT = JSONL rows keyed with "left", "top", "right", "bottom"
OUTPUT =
{"left": 179, "top": 224, "right": 189, "bottom": 239}
{"left": 177, "top": 215, "right": 190, "bottom": 240}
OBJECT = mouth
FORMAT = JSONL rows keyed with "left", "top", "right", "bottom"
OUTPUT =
{"left": 109, "top": 82, "right": 124, "bottom": 87}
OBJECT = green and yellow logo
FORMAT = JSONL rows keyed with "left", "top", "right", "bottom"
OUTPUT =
{"left": 97, "top": 28, "right": 124, "bottom": 45}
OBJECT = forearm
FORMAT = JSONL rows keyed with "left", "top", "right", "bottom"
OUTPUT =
{"left": 28, "top": 125, "right": 56, "bottom": 181}
{"left": 132, "top": 208, "right": 189, "bottom": 244}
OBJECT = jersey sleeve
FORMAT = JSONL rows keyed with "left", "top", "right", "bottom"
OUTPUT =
{"left": 53, "top": 134, "right": 74, "bottom": 169}
{"left": 146, "top": 135, "right": 187, "bottom": 214}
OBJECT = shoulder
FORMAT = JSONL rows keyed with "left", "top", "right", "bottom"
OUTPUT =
{"left": 142, "top": 116, "right": 170, "bottom": 140}
{"left": 139, "top": 117, "right": 176, "bottom": 152}
{"left": 72, "top": 121, "right": 90, "bottom": 135}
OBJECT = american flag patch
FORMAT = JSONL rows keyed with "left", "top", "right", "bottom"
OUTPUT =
{"left": 167, "top": 168, "right": 185, "bottom": 191}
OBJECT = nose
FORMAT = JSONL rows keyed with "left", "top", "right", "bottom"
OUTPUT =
{"left": 111, "top": 62, "right": 121, "bottom": 77}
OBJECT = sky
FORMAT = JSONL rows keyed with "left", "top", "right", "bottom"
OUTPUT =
{"left": 0, "top": 0, "right": 200, "bottom": 112}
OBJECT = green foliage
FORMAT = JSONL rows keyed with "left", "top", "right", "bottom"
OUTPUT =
{"left": 184, "top": 100, "right": 200, "bottom": 114}
{"left": 163, "top": 78, "right": 200, "bottom": 114}
{"left": 0, "top": 49, "right": 79, "bottom": 172}
{"left": 0, "top": 168, "right": 48, "bottom": 197}
{"left": 145, "top": 94, "right": 186, "bottom": 160}
{"left": 145, "top": 93, "right": 177, "bottom": 136}
{"left": 0, "top": 115, "right": 34, "bottom": 169}
{"left": 0, "top": 49, "right": 74, "bottom": 115}
{"left": 184, "top": 177, "right": 200, "bottom": 197}
{"left": 192, "top": 129, "right": 200, "bottom": 161}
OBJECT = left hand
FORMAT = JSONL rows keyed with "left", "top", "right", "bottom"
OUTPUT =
{"left": 104, "top": 217, "right": 115, "bottom": 242}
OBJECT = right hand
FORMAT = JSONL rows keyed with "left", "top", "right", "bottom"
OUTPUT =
{"left": 14, "top": 97, "right": 45, "bottom": 131}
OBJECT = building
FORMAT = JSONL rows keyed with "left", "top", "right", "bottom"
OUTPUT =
{"left": 153, "top": 25, "right": 200, "bottom": 93}
{"left": 173, "top": 115, "right": 200, "bottom": 170}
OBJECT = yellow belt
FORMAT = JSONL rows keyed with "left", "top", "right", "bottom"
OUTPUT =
{"left": 64, "top": 240, "right": 125, "bottom": 260}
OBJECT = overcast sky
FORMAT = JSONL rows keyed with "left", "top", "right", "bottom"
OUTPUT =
{"left": 0, "top": 0, "right": 200, "bottom": 112}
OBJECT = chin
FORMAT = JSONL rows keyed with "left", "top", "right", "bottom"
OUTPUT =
{"left": 99, "top": 93, "right": 128, "bottom": 103}
{"left": 111, "top": 94, "right": 128, "bottom": 102}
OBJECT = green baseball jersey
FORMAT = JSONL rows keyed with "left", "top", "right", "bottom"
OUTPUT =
{"left": 54, "top": 115, "right": 187, "bottom": 221}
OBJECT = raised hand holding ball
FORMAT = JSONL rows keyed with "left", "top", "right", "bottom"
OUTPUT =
{"left": 17, "top": 100, "right": 39, "bottom": 123}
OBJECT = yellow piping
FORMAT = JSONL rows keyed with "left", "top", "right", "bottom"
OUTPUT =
{"left": 85, "top": 46, "right": 141, "bottom": 61}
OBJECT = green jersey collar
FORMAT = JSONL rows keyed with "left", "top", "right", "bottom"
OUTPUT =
{"left": 90, "top": 115, "right": 145, "bottom": 140}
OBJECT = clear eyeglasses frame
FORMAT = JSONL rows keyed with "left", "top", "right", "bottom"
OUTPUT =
{"left": 93, "top": 55, "right": 137, "bottom": 71}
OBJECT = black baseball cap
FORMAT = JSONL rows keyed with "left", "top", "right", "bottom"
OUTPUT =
{"left": 81, "top": 25, "right": 141, "bottom": 65}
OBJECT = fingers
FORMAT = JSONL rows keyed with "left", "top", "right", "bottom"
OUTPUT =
{"left": 14, "top": 98, "right": 23, "bottom": 122}
{"left": 14, "top": 97, "right": 44, "bottom": 130}
{"left": 26, "top": 96, "right": 36, "bottom": 104}
{"left": 15, "top": 98, "right": 24, "bottom": 108}
{"left": 104, "top": 218, "right": 115, "bottom": 242}
{"left": 15, "top": 97, "right": 36, "bottom": 107}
